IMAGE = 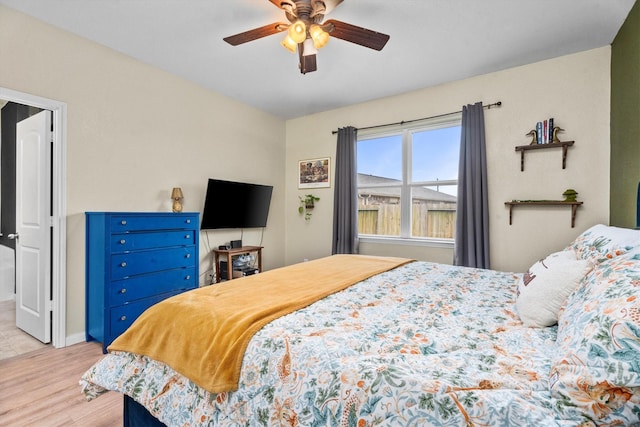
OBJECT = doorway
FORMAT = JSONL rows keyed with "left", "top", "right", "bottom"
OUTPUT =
{"left": 0, "top": 87, "right": 67, "bottom": 349}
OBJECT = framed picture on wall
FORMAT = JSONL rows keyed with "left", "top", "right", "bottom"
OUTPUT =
{"left": 298, "top": 157, "right": 330, "bottom": 189}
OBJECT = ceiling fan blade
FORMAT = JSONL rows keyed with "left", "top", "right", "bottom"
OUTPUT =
{"left": 223, "top": 22, "right": 287, "bottom": 46}
{"left": 324, "top": 19, "right": 390, "bottom": 51}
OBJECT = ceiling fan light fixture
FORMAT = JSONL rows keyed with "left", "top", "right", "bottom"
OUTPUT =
{"left": 288, "top": 20, "right": 307, "bottom": 44}
{"left": 281, "top": 35, "right": 298, "bottom": 53}
{"left": 223, "top": 0, "right": 390, "bottom": 74}
{"left": 309, "top": 24, "right": 329, "bottom": 49}
{"left": 302, "top": 38, "right": 317, "bottom": 56}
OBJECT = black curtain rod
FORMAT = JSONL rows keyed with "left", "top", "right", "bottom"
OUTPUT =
{"left": 331, "top": 101, "right": 502, "bottom": 134}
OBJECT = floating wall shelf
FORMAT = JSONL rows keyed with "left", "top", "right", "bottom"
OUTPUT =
{"left": 514, "top": 141, "right": 575, "bottom": 171}
{"left": 504, "top": 200, "right": 583, "bottom": 228}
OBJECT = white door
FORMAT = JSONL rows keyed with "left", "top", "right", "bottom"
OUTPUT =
{"left": 14, "top": 110, "right": 52, "bottom": 343}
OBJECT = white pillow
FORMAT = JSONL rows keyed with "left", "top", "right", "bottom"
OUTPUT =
{"left": 516, "top": 250, "right": 593, "bottom": 327}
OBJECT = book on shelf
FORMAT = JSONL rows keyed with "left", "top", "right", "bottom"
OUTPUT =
{"left": 536, "top": 122, "right": 543, "bottom": 144}
{"left": 533, "top": 117, "right": 556, "bottom": 144}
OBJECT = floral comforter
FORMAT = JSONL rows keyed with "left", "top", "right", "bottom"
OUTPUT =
{"left": 81, "top": 261, "right": 588, "bottom": 426}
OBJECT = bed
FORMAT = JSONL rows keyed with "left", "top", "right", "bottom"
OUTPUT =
{"left": 80, "top": 224, "right": 640, "bottom": 426}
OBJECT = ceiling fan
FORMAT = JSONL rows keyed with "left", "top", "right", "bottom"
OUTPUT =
{"left": 223, "top": 0, "right": 390, "bottom": 74}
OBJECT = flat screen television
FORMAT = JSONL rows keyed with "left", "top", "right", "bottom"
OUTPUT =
{"left": 201, "top": 178, "right": 273, "bottom": 230}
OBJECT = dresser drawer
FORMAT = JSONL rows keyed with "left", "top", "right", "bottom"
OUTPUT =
{"left": 109, "top": 291, "right": 182, "bottom": 339}
{"left": 110, "top": 230, "right": 196, "bottom": 253}
{"left": 111, "top": 247, "right": 196, "bottom": 280}
{"left": 109, "top": 267, "right": 196, "bottom": 306}
{"left": 110, "top": 214, "right": 197, "bottom": 232}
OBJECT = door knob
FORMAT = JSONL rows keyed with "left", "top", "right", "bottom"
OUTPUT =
{"left": 7, "top": 233, "right": 18, "bottom": 240}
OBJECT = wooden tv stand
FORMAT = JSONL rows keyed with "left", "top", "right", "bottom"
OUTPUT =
{"left": 212, "top": 246, "right": 263, "bottom": 282}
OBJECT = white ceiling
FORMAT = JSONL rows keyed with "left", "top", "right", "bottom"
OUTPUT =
{"left": 0, "top": 0, "right": 635, "bottom": 119}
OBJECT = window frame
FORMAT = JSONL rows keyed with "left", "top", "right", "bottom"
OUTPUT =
{"left": 356, "top": 113, "right": 461, "bottom": 247}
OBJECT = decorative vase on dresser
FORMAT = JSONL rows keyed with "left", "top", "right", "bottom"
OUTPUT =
{"left": 85, "top": 212, "right": 199, "bottom": 352}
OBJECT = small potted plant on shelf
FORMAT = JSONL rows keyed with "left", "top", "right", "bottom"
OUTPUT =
{"left": 562, "top": 189, "right": 578, "bottom": 202}
{"left": 299, "top": 194, "right": 320, "bottom": 220}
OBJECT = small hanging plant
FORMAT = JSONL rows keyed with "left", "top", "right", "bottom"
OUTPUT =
{"left": 299, "top": 194, "right": 320, "bottom": 220}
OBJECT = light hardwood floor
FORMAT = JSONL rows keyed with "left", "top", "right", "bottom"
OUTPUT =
{"left": 0, "top": 341, "right": 122, "bottom": 426}
{"left": 0, "top": 299, "right": 48, "bottom": 360}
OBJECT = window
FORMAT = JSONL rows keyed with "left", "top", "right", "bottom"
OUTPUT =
{"left": 357, "top": 115, "right": 461, "bottom": 242}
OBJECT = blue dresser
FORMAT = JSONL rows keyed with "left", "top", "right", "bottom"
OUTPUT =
{"left": 85, "top": 212, "right": 199, "bottom": 352}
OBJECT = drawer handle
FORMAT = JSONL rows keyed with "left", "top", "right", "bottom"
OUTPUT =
{"left": 185, "top": 275, "right": 191, "bottom": 280}
{"left": 121, "top": 220, "right": 127, "bottom": 225}
{"left": 120, "top": 315, "right": 127, "bottom": 321}
{"left": 120, "top": 262, "right": 127, "bottom": 267}
{"left": 185, "top": 234, "right": 191, "bottom": 239}
{"left": 185, "top": 253, "right": 191, "bottom": 259}
{"left": 120, "top": 288, "right": 127, "bottom": 294}
{"left": 186, "top": 219, "right": 191, "bottom": 224}
{"left": 119, "top": 239, "right": 126, "bottom": 245}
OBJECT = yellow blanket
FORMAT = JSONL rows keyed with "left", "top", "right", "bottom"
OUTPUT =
{"left": 108, "top": 254, "right": 412, "bottom": 393}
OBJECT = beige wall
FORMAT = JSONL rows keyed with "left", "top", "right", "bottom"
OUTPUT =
{"left": 285, "top": 47, "right": 611, "bottom": 272}
{"left": 0, "top": 5, "right": 286, "bottom": 340}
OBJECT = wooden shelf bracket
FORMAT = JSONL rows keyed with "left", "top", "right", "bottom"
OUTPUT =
{"left": 514, "top": 141, "right": 575, "bottom": 171}
{"left": 504, "top": 200, "right": 583, "bottom": 228}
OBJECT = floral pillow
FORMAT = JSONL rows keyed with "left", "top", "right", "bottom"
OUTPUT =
{"left": 550, "top": 247, "right": 640, "bottom": 424}
{"left": 515, "top": 250, "right": 592, "bottom": 327}
{"left": 567, "top": 224, "right": 640, "bottom": 264}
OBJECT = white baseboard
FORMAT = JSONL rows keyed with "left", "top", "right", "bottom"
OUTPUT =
{"left": 64, "top": 332, "right": 86, "bottom": 347}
